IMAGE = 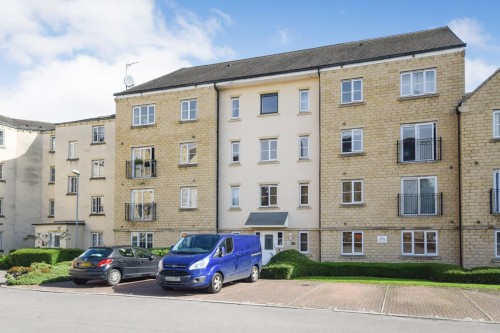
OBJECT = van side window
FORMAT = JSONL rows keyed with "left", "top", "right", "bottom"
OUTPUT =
{"left": 224, "top": 237, "right": 234, "bottom": 254}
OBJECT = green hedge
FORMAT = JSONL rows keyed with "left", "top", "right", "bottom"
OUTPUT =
{"left": 261, "top": 250, "right": 500, "bottom": 285}
{"left": 9, "top": 248, "right": 84, "bottom": 267}
{"left": 0, "top": 255, "right": 12, "bottom": 270}
{"left": 150, "top": 248, "right": 169, "bottom": 257}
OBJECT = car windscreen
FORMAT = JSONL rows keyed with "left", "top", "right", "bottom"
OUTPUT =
{"left": 79, "top": 248, "right": 113, "bottom": 259}
{"left": 171, "top": 235, "right": 221, "bottom": 254}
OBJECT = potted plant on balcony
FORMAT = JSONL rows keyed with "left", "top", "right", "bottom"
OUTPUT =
{"left": 134, "top": 158, "right": 144, "bottom": 165}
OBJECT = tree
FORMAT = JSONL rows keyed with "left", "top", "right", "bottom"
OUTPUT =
{"left": 23, "top": 226, "right": 71, "bottom": 248}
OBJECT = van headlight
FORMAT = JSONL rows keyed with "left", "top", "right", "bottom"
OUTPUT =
{"left": 158, "top": 260, "right": 163, "bottom": 270}
{"left": 189, "top": 257, "right": 209, "bottom": 270}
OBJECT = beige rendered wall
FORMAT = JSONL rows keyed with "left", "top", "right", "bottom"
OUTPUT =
{"left": 460, "top": 70, "right": 500, "bottom": 268}
{"left": 114, "top": 86, "right": 217, "bottom": 248}
{"left": 320, "top": 50, "right": 465, "bottom": 263}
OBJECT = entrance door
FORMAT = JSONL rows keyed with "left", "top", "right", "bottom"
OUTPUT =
{"left": 257, "top": 232, "right": 277, "bottom": 264}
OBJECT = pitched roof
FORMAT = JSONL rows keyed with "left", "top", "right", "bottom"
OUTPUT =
{"left": 115, "top": 26, "right": 465, "bottom": 97}
{"left": 55, "top": 114, "right": 115, "bottom": 126}
{"left": 0, "top": 115, "right": 55, "bottom": 131}
{"left": 461, "top": 68, "right": 500, "bottom": 103}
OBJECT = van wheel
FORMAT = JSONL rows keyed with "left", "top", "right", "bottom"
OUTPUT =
{"left": 247, "top": 265, "right": 259, "bottom": 282}
{"left": 72, "top": 279, "right": 87, "bottom": 285}
{"left": 208, "top": 273, "right": 223, "bottom": 293}
{"left": 107, "top": 269, "right": 122, "bottom": 286}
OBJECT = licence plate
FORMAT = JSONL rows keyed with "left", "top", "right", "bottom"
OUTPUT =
{"left": 79, "top": 262, "right": 92, "bottom": 268}
{"left": 164, "top": 276, "right": 180, "bottom": 282}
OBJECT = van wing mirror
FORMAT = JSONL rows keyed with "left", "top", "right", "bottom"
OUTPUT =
{"left": 219, "top": 246, "right": 226, "bottom": 257}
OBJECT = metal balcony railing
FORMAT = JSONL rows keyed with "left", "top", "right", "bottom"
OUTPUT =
{"left": 397, "top": 138, "right": 441, "bottom": 163}
{"left": 398, "top": 193, "right": 442, "bottom": 216}
{"left": 126, "top": 159, "right": 157, "bottom": 179}
{"left": 125, "top": 202, "right": 157, "bottom": 221}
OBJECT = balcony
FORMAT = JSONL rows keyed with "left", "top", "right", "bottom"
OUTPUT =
{"left": 398, "top": 193, "right": 442, "bottom": 216}
{"left": 490, "top": 189, "right": 500, "bottom": 214}
{"left": 125, "top": 203, "right": 157, "bottom": 221}
{"left": 397, "top": 138, "right": 441, "bottom": 163}
{"left": 126, "top": 160, "right": 157, "bottom": 179}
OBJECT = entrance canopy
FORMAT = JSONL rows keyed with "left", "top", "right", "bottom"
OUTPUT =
{"left": 245, "top": 212, "right": 288, "bottom": 228}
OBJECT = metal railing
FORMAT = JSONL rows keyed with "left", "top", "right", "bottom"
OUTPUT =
{"left": 126, "top": 159, "right": 157, "bottom": 179}
{"left": 398, "top": 193, "right": 442, "bottom": 216}
{"left": 397, "top": 138, "right": 441, "bottom": 163}
{"left": 125, "top": 203, "right": 157, "bottom": 221}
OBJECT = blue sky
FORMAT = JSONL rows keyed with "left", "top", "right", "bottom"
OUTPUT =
{"left": 0, "top": 0, "right": 498, "bottom": 122}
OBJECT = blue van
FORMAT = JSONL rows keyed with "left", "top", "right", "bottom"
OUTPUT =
{"left": 156, "top": 234, "right": 262, "bottom": 293}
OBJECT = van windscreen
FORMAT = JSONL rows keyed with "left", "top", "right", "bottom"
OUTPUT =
{"left": 171, "top": 235, "right": 221, "bottom": 254}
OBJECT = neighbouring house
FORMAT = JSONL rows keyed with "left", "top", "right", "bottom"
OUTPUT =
{"left": 458, "top": 68, "right": 500, "bottom": 268}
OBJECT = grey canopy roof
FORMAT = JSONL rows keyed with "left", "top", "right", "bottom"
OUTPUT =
{"left": 115, "top": 26, "right": 464, "bottom": 97}
{"left": 245, "top": 212, "right": 289, "bottom": 227}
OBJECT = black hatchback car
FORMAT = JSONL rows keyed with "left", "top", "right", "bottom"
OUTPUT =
{"left": 69, "top": 246, "right": 159, "bottom": 286}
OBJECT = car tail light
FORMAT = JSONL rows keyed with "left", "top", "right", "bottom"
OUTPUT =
{"left": 96, "top": 259, "right": 113, "bottom": 267}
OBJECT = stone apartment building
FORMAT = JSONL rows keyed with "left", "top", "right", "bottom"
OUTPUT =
{"left": 458, "top": 69, "right": 500, "bottom": 268}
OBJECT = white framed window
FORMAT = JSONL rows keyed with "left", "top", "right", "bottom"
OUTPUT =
{"left": 91, "top": 196, "right": 104, "bottom": 214}
{"left": 181, "top": 187, "right": 197, "bottom": 208}
{"left": 180, "top": 143, "right": 197, "bottom": 165}
{"left": 49, "top": 200, "right": 55, "bottom": 217}
{"left": 299, "top": 90, "right": 309, "bottom": 112}
{"left": 92, "top": 125, "right": 105, "bottom": 143}
{"left": 260, "top": 185, "right": 278, "bottom": 207}
{"left": 92, "top": 160, "right": 105, "bottom": 178}
{"left": 231, "top": 141, "right": 240, "bottom": 163}
{"left": 341, "top": 129, "right": 363, "bottom": 154}
{"left": 0, "top": 129, "right": 4, "bottom": 146}
{"left": 299, "top": 183, "right": 309, "bottom": 206}
{"left": 341, "top": 78, "right": 363, "bottom": 104}
{"left": 68, "top": 141, "right": 77, "bottom": 159}
{"left": 48, "top": 233, "right": 61, "bottom": 248}
{"left": 261, "top": 93, "right": 278, "bottom": 114}
{"left": 0, "top": 164, "right": 3, "bottom": 180}
{"left": 0, "top": 198, "right": 3, "bottom": 216}
{"left": 277, "top": 232, "right": 283, "bottom": 247}
{"left": 181, "top": 99, "right": 197, "bottom": 121}
{"left": 131, "top": 146, "right": 155, "bottom": 178}
{"left": 91, "top": 233, "right": 104, "bottom": 247}
{"left": 400, "top": 122, "right": 436, "bottom": 162}
{"left": 493, "top": 171, "right": 500, "bottom": 214}
{"left": 342, "top": 231, "right": 364, "bottom": 255}
{"left": 49, "top": 166, "right": 55, "bottom": 183}
{"left": 401, "top": 69, "right": 436, "bottom": 97}
{"left": 231, "top": 186, "right": 240, "bottom": 208}
{"left": 130, "top": 189, "right": 155, "bottom": 221}
{"left": 50, "top": 136, "right": 56, "bottom": 151}
{"left": 68, "top": 176, "right": 78, "bottom": 194}
{"left": 231, "top": 98, "right": 240, "bottom": 119}
{"left": 131, "top": 232, "right": 153, "bottom": 249}
{"left": 342, "top": 180, "right": 363, "bottom": 204}
{"left": 493, "top": 111, "right": 500, "bottom": 138}
{"left": 299, "top": 135, "right": 310, "bottom": 159}
{"left": 299, "top": 231, "right": 309, "bottom": 253}
{"left": 132, "top": 105, "right": 155, "bottom": 126}
{"left": 260, "top": 138, "right": 278, "bottom": 161}
{"left": 401, "top": 176, "right": 438, "bottom": 216}
{"left": 401, "top": 230, "right": 438, "bottom": 256}
{"left": 495, "top": 231, "right": 500, "bottom": 258}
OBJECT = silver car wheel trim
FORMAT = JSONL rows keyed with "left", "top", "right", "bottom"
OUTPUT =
{"left": 213, "top": 275, "right": 222, "bottom": 290}
{"left": 252, "top": 266, "right": 258, "bottom": 280}
{"left": 109, "top": 271, "right": 120, "bottom": 283}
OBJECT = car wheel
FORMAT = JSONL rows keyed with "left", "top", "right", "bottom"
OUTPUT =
{"left": 72, "top": 279, "right": 87, "bottom": 285}
{"left": 208, "top": 272, "right": 223, "bottom": 294}
{"left": 107, "top": 269, "right": 122, "bottom": 286}
{"left": 247, "top": 265, "right": 259, "bottom": 282}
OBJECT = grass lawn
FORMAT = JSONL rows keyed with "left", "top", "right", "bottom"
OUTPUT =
{"left": 297, "top": 276, "right": 500, "bottom": 290}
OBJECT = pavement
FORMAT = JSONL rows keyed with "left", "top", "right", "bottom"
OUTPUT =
{"left": 2, "top": 271, "right": 500, "bottom": 324}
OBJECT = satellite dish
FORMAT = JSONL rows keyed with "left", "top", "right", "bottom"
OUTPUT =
{"left": 124, "top": 75, "right": 135, "bottom": 89}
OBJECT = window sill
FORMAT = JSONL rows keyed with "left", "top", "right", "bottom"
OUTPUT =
{"left": 49, "top": 150, "right": 55, "bottom": 154}
{"left": 178, "top": 163, "right": 198, "bottom": 168}
{"left": 258, "top": 206, "right": 280, "bottom": 210}
{"left": 340, "top": 203, "right": 365, "bottom": 208}
{"left": 398, "top": 159, "right": 439, "bottom": 164}
{"left": 131, "top": 123, "right": 156, "bottom": 129}
{"left": 48, "top": 182, "right": 54, "bottom": 185}
{"left": 297, "top": 111, "right": 311, "bottom": 116}
{"left": 229, "top": 118, "right": 241, "bottom": 122}
{"left": 179, "top": 119, "right": 199, "bottom": 124}
{"left": 47, "top": 215, "right": 54, "bottom": 218}
{"left": 258, "top": 160, "right": 280, "bottom": 165}
{"left": 66, "top": 193, "right": 77, "bottom": 196}
{"left": 229, "top": 207, "right": 242, "bottom": 211}
{"left": 90, "top": 177, "right": 106, "bottom": 180}
{"left": 229, "top": 162, "right": 241, "bottom": 167}
{"left": 489, "top": 138, "right": 500, "bottom": 143}
{"left": 0, "top": 180, "right": 5, "bottom": 183}
{"left": 90, "top": 142, "right": 106, "bottom": 146}
{"left": 399, "top": 255, "right": 440, "bottom": 260}
{"left": 0, "top": 215, "right": 4, "bottom": 218}
{"left": 258, "top": 113, "right": 279, "bottom": 118}
{"left": 339, "top": 101, "right": 365, "bottom": 107}
{"left": 490, "top": 258, "right": 500, "bottom": 264}
{"left": 179, "top": 208, "right": 198, "bottom": 211}
{"left": 340, "top": 255, "right": 365, "bottom": 259}
{"left": 298, "top": 158, "right": 311, "bottom": 162}
{"left": 66, "top": 158, "right": 79, "bottom": 162}
{"left": 399, "top": 214, "right": 439, "bottom": 218}
{"left": 398, "top": 93, "right": 439, "bottom": 101}
{"left": 297, "top": 206, "right": 311, "bottom": 210}
{"left": 339, "top": 152, "right": 365, "bottom": 157}
{"left": 89, "top": 213, "right": 105, "bottom": 217}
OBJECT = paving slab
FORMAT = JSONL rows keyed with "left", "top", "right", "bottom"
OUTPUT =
{"left": 461, "top": 289, "right": 500, "bottom": 322}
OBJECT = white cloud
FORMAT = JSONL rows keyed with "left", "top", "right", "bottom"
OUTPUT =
{"left": 465, "top": 57, "right": 498, "bottom": 92}
{"left": 449, "top": 17, "right": 491, "bottom": 49}
{"left": 272, "top": 26, "right": 292, "bottom": 46}
{"left": 0, "top": 0, "right": 234, "bottom": 122}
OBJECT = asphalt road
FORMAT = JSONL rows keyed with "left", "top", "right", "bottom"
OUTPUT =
{"left": 0, "top": 287, "right": 498, "bottom": 333}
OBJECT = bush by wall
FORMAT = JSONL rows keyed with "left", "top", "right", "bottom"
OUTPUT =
{"left": 9, "top": 248, "right": 84, "bottom": 267}
{"left": 261, "top": 250, "right": 500, "bottom": 285}
{"left": 150, "top": 248, "right": 169, "bottom": 257}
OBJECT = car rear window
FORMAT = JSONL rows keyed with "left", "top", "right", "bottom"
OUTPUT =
{"left": 80, "top": 248, "right": 113, "bottom": 259}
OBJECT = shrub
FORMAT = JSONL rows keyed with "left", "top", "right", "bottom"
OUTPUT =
{"left": 262, "top": 250, "right": 500, "bottom": 285}
{"left": 57, "top": 248, "right": 84, "bottom": 262}
{"left": 0, "top": 255, "right": 12, "bottom": 270}
{"left": 150, "top": 248, "right": 169, "bottom": 257}
{"left": 6, "top": 261, "right": 71, "bottom": 286}
{"left": 10, "top": 249, "right": 59, "bottom": 267}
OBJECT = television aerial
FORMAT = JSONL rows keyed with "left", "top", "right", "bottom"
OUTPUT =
{"left": 124, "top": 62, "right": 139, "bottom": 89}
